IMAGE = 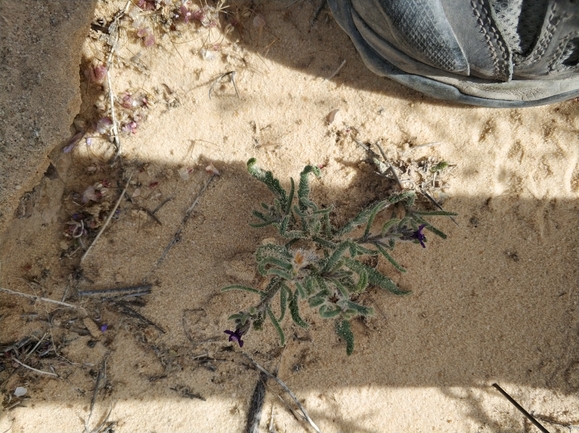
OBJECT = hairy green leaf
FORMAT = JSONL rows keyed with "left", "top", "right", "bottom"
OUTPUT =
{"left": 278, "top": 284, "right": 289, "bottom": 321}
{"left": 286, "top": 178, "right": 295, "bottom": 215}
{"left": 389, "top": 191, "right": 415, "bottom": 207}
{"left": 321, "top": 241, "right": 351, "bottom": 274}
{"left": 338, "top": 300, "right": 373, "bottom": 316}
{"left": 412, "top": 216, "right": 448, "bottom": 239}
{"left": 411, "top": 210, "right": 458, "bottom": 217}
{"left": 267, "top": 307, "right": 285, "bottom": 346}
{"left": 336, "top": 320, "right": 354, "bottom": 355}
{"left": 343, "top": 258, "right": 410, "bottom": 295}
{"left": 289, "top": 289, "right": 308, "bottom": 328}
{"left": 355, "top": 268, "right": 368, "bottom": 292}
{"left": 298, "top": 165, "right": 321, "bottom": 211}
{"left": 256, "top": 243, "right": 292, "bottom": 262}
{"left": 381, "top": 218, "right": 401, "bottom": 236}
{"left": 247, "top": 158, "right": 289, "bottom": 212}
{"left": 304, "top": 276, "right": 317, "bottom": 297}
{"left": 295, "top": 281, "right": 306, "bottom": 298}
{"left": 308, "top": 293, "right": 327, "bottom": 308}
{"left": 335, "top": 207, "right": 373, "bottom": 238}
{"left": 319, "top": 304, "right": 341, "bottom": 318}
{"left": 257, "top": 256, "right": 293, "bottom": 277}
{"left": 374, "top": 243, "right": 407, "bottom": 273}
{"left": 363, "top": 201, "right": 387, "bottom": 239}
{"left": 354, "top": 244, "right": 379, "bottom": 256}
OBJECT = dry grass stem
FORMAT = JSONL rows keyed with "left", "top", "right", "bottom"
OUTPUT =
{"left": 0, "top": 287, "right": 78, "bottom": 309}
{"left": 324, "top": 59, "right": 346, "bottom": 81}
{"left": 12, "top": 357, "right": 58, "bottom": 378}
{"left": 242, "top": 352, "right": 322, "bottom": 433}
{"left": 81, "top": 172, "right": 133, "bottom": 263}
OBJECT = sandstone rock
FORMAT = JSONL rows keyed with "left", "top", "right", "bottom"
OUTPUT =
{"left": 0, "top": 0, "right": 97, "bottom": 236}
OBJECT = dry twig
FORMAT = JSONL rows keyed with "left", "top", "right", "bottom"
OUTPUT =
{"left": 78, "top": 284, "right": 152, "bottom": 298}
{"left": 81, "top": 172, "right": 133, "bottom": 263}
{"left": 324, "top": 59, "right": 346, "bottom": 81}
{"left": 12, "top": 357, "right": 58, "bottom": 378}
{"left": 209, "top": 71, "right": 240, "bottom": 99}
{"left": 242, "top": 352, "right": 321, "bottom": 433}
{"left": 0, "top": 287, "right": 78, "bottom": 309}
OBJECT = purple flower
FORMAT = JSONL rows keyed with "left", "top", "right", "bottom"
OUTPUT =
{"left": 63, "top": 130, "right": 85, "bottom": 153}
{"left": 412, "top": 224, "right": 427, "bottom": 248}
{"left": 100, "top": 324, "right": 108, "bottom": 332}
{"left": 224, "top": 329, "right": 244, "bottom": 347}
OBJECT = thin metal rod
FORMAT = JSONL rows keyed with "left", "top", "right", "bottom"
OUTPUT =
{"left": 492, "top": 383, "right": 550, "bottom": 433}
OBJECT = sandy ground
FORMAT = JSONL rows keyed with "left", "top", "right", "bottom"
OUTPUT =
{"left": 1, "top": 1, "right": 579, "bottom": 432}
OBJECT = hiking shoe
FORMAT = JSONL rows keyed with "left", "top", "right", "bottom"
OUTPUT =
{"left": 328, "top": 0, "right": 579, "bottom": 107}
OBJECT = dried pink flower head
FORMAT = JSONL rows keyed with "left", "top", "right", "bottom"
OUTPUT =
{"left": 95, "top": 117, "right": 113, "bottom": 134}
{"left": 85, "top": 64, "right": 107, "bottom": 84}
{"left": 179, "top": 5, "right": 193, "bottom": 23}
{"left": 122, "top": 120, "right": 138, "bottom": 134}
{"left": 136, "top": 27, "right": 155, "bottom": 47}
{"left": 82, "top": 184, "right": 104, "bottom": 204}
{"left": 121, "top": 93, "right": 135, "bottom": 109}
{"left": 205, "top": 163, "right": 220, "bottom": 175}
{"left": 137, "top": 0, "right": 156, "bottom": 11}
{"left": 178, "top": 166, "right": 193, "bottom": 180}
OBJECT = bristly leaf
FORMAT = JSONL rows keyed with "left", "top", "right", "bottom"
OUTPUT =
{"left": 411, "top": 215, "right": 448, "bottom": 239}
{"left": 267, "top": 307, "right": 285, "bottom": 346}
{"left": 247, "top": 158, "right": 289, "bottom": 213}
{"left": 354, "top": 244, "right": 378, "bottom": 256}
{"left": 278, "top": 284, "right": 289, "bottom": 321}
{"left": 363, "top": 201, "right": 387, "bottom": 239}
{"left": 286, "top": 178, "right": 295, "bottom": 215}
{"left": 374, "top": 243, "right": 407, "bottom": 273}
{"left": 256, "top": 243, "right": 292, "bottom": 263}
{"left": 411, "top": 210, "right": 458, "bottom": 217}
{"left": 381, "top": 218, "right": 401, "bottom": 236}
{"left": 389, "top": 191, "right": 416, "bottom": 207}
{"left": 355, "top": 268, "right": 368, "bottom": 292}
{"left": 331, "top": 278, "right": 350, "bottom": 298}
{"left": 289, "top": 289, "right": 308, "bottom": 328}
{"left": 338, "top": 300, "right": 373, "bottom": 316}
{"left": 295, "top": 281, "right": 306, "bottom": 299}
{"left": 250, "top": 219, "right": 276, "bottom": 228}
{"left": 343, "top": 258, "right": 410, "bottom": 295}
{"left": 323, "top": 211, "right": 332, "bottom": 238}
{"left": 319, "top": 304, "right": 341, "bottom": 318}
{"left": 335, "top": 206, "right": 374, "bottom": 238}
{"left": 312, "top": 236, "right": 337, "bottom": 249}
{"left": 308, "top": 294, "right": 326, "bottom": 308}
{"left": 304, "top": 276, "right": 317, "bottom": 297}
{"left": 431, "top": 161, "right": 449, "bottom": 172}
{"left": 321, "top": 241, "right": 351, "bottom": 274}
{"left": 257, "top": 256, "right": 293, "bottom": 277}
{"left": 336, "top": 320, "right": 354, "bottom": 355}
{"left": 298, "top": 165, "right": 321, "bottom": 211}
{"left": 262, "top": 267, "right": 294, "bottom": 280}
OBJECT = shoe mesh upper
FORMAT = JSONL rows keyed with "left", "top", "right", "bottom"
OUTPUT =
{"left": 377, "top": 0, "right": 466, "bottom": 72}
{"left": 489, "top": 0, "right": 549, "bottom": 57}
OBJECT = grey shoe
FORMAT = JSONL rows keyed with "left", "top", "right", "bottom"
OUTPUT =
{"left": 328, "top": 0, "right": 579, "bottom": 107}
